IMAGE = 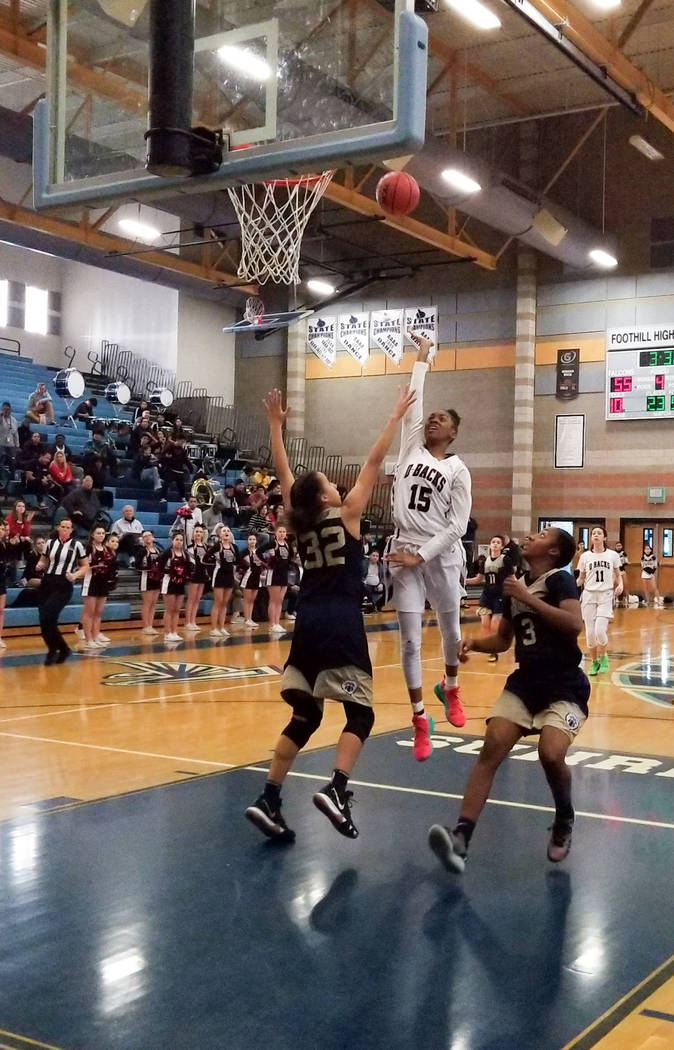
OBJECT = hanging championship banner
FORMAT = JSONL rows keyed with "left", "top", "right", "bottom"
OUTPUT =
{"left": 307, "top": 315, "right": 336, "bottom": 367}
{"left": 371, "top": 310, "right": 404, "bottom": 365}
{"left": 404, "top": 305, "right": 438, "bottom": 361}
{"left": 337, "top": 312, "right": 370, "bottom": 366}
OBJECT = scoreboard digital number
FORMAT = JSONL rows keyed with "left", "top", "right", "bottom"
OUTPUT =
{"left": 605, "top": 327, "right": 674, "bottom": 420}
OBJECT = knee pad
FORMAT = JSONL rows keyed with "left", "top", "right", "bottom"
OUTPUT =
{"left": 281, "top": 690, "right": 323, "bottom": 749}
{"left": 343, "top": 701, "right": 374, "bottom": 743}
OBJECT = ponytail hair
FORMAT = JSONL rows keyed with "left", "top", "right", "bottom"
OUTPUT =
{"left": 288, "top": 472, "right": 324, "bottom": 535}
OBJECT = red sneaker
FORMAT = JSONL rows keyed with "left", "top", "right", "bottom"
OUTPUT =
{"left": 434, "top": 681, "right": 466, "bottom": 728}
{"left": 412, "top": 714, "right": 434, "bottom": 761}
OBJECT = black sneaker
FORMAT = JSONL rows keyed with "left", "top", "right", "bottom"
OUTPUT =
{"left": 428, "top": 824, "right": 467, "bottom": 874}
{"left": 54, "top": 646, "right": 72, "bottom": 664}
{"left": 245, "top": 795, "right": 296, "bottom": 843}
{"left": 547, "top": 819, "right": 573, "bottom": 863}
{"left": 313, "top": 784, "right": 358, "bottom": 839}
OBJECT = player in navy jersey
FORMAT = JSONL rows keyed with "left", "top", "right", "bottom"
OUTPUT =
{"left": 245, "top": 384, "right": 415, "bottom": 843}
{"left": 428, "top": 527, "right": 588, "bottom": 871}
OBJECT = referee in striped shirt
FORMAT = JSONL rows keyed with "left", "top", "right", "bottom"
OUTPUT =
{"left": 36, "top": 518, "right": 89, "bottom": 665}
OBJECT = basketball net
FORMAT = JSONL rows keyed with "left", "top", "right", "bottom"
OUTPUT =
{"left": 228, "top": 171, "right": 334, "bottom": 285}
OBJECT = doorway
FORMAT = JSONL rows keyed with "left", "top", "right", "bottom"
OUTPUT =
{"left": 623, "top": 520, "right": 674, "bottom": 596}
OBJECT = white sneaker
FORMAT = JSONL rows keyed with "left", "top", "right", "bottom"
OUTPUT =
{"left": 285, "top": 613, "right": 296, "bottom": 621}
{"left": 0, "top": 638, "right": 7, "bottom": 648}
{"left": 244, "top": 619, "right": 259, "bottom": 628}
{"left": 184, "top": 623, "right": 200, "bottom": 631}
{"left": 75, "top": 626, "right": 85, "bottom": 640}
{"left": 142, "top": 626, "right": 158, "bottom": 635}
{"left": 167, "top": 632, "right": 183, "bottom": 642}
{"left": 231, "top": 613, "right": 244, "bottom": 623}
{"left": 209, "top": 628, "right": 222, "bottom": 637}
{"left": 270, "top": 624, "right": 286, "bottom": 634}
{"left": 96, "top": 634, "right": 111, "bottom": 645}
{"left": 81, "top": 641, "right": 99, "bottom": 651}
{"left": 220, "top": 627, "right": 230, "bottom": 637}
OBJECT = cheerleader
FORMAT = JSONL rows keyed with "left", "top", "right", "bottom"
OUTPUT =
{"left": 0, "top": 519, "right": 16, "bottom": 648}
{"left": 641, "top": 543, "right": 660, "bottom": 606}
{"left": 185, "top": 523, "right": 209, "bottom": 631}
{"left": 205, "top": 525, "right": 238, "bottom": 637}
{"left": 265, "top": 526, "right": 292, "bottom": 634}
{"left": 237, "top": 533, "right": 266, "bottom": 628}
{"left": 80, "top": 526, "right": 118, "bottom": 650}
{"left": 136, "top": 529, "right": 163, "bottom": 635}
{"left": 160, "top": 532, "right": 191, "bottom": 642}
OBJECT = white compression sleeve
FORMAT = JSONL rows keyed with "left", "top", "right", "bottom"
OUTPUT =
{"left": 436, "top": 606, "right": 461, "bottom": 668}
{"left": 397, "top": 610, "right": 423, "bottom": 690}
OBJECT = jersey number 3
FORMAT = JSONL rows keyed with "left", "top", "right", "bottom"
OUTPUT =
{"left": 521, "top": 617, "right": 537, "bottom": 646}
{"left": 302, "top": 526, "right": 346, "bottom": 570}
{"left": 408, "top": 484, "right": 432, "bottom": 513}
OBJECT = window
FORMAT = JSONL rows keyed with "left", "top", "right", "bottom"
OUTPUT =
{"left": 643, "top": 527, "right": 654, "bottom": 550}
{"left": 25, "top": 286, "right": 48, "bottom": 335}
{"left": 0, "top": 280, "right": 7, "bottom": 327}
{"left": 579, "top": 527, "right": 589, "bottom": 548}
{"left": 663, "top": 529, "right": 673, "bottom": 559}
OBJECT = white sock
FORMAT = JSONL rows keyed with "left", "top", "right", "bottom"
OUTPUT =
{"left": 412, "top": 700, "right": 425, "bottom": 716}
{"left": 444, "top": 675, "right": 458, "bottom": 689}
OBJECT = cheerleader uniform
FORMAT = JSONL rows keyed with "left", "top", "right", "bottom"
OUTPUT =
{"left": 641, "top": 552, "right": 657, "bottom": 580}
{"left": 160, "top": 549, "right": 191, "bottom": 595}
{"left": 81, "top": 545, "right": 117, "bottom": 598}
{"left": 238, "top": 548, "right": 265, "bottom": 590}
{"left": 267, "top": 540, "right": 291, "bottom": 587}
{"left": 137, "top": 547, "right": 163, "bottom": 592}
{"left": 0, "top": 539, "right": 14, "bottom": 598}
{"left": 187, "top": 541, "right": 210, "bottom": 589}
{"left": 206, "top": 544, "right": 237, "bottom": 590}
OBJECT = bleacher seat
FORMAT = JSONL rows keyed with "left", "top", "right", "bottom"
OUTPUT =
{"left": 5, "top": 601, "right": 131, "bottom": 628}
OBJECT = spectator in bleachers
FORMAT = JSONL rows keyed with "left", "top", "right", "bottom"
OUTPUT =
{"left": 84, "top": 429, "right": 119, "bottom": 480}
{"left": 151, "top": 412, "right": 167, "bottom": 434}
{"left": 160, "top": 435, "right": 193, "bottom": 502}
{"left": 0, "top": 519, "right": 14, "bottom": 647}
{"left": 6, "top": 499, "right": 34, "bottom": 542}
{"left": 61, "top": 475, "right": 100, "bottom": 536}
{"left": 131, "top": 435, "right": 162, "bottom": 492}
{"left": 202, "top": 497, "right": 224, "bottom": 535}
{"left": 48, "top": 451, "right": 74, "bottom": 500}
{"left": 266, "top": 499, "right": 284, "bottom": 530}
{"left": 20, "top": 536, "right": 46, "bottom": 590}
{"left": 133, "top": 400, "right": 150, "bottom": 424}
{"left": 363, "top": 550, "right": 386, "bottom": 611}
{"left": 24, "top": 450, "right": 55, "bottom": 510}
{"left": 26, "top": 382, "right": 55, "bottom": 425}
{"left": 233, "top": 479, "right": 248, "bottom": 505}
{"left": 74, "top": 397, "right": 97, "bottom": 424}
{"left": 171, "top": 417, "right": 187, "bottom": 440}
{"left": 51, "top": 433, "right": 73, "bottom": 460}
{"left": 247, "top": 503, "right": 272, "bottom": 546}
{"left": 171, "top": 496, "right": 202, "bottom": 544}
{"left": 253, "top": 465, "right": 272, "bottom": 488}
{"left": 247, "top": 484, "right": 267, "bottom": 511}
{"left": 0, "top": 402, "right": 20, "bottom": 468}
{"left": 129, "top": 417, "right": 159, "bottom": 457}
{"left": 18, "top": 431, "right": 45, "bottom": 468}
{"left": 115, "top": 422, "right": 131, "bottom": 450}
{"left": 111, "top": 505, "right": 144, "bottom": 558}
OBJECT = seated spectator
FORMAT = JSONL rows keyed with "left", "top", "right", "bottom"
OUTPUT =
{"left": 131, "top": 436, "right": 162, "bottom": 491}
{"left": 51, "top": 433, "right": 73, "bottom": 460}
{"left": 151, "top": 412, "right": 167, "bottom": 434}
{"left": 221, "top": 485, "right": 239, "bottom": 526}
{"left": 0, "top": 402, "right": 19, "bottom": 468}
{"left": 115, "top": 422, "right": 132, "bottom": 450}
{"left": 362, "top": 550, "right": 385, "bottom": 611}
{"left": 233, "top": 479, "right": 248, "bottom": 507}
{"left": 171, "top": 495, "right": 202, "bottom": 544}
{"left": 246, "top": 503, "right": 272, "bottom": 548}
{"left": 74, "top": 396, "right": 97, "bottom": 423}
{"left": 21, "top": 536, "right": 46, "bottom": 588}
{"left": 17, "top": 431, "right": 45, "bottom": 469}
{"left": 61, "top": 475, "right": 100, "bottom": 535}
{"left": 48, "top": 450, "right": 74, "bottom": 499}
{"left": 129, "top": 417, "right": 159, "bottom": 457}
{"left": 111, "top": 504, "right": 144, "bottom": 557}
{"left": 253, "top": 465, "right": 272, "bottom": 488}
{"left": 247, "top": 484, "right": 267, "bottom": 511}
{"left": 25, "top": 382, "right": 55, "bottom": 424}
{"left": 133, "top": 399, "right": 150, "bottom": 424}
{"left": 171, "top": 416, "right": 187, "bottom": 440}
{"left": 266, "top": 479, "right": 282, "bottom": 500}
{"left": 202, "top": 497, "right": 224, "bottom": 535}
{"left": 6, "top": 498, "right": 34, "bottom": 541}
{"left": 267, "top": 501, "right": 285, "bottom": 529}
{"left": 240, "top": 465, "right": 254, "bottom": 486}
{"left": 160, "top": 435, "right": 193, "bottom": 502}
{"left": 84, "top": 429, "right": 119, "bottom": 480}
{"left": 23, "top": 450, "right": 55, "bottom": 509}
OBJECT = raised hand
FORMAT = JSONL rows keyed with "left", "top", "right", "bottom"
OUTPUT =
{"left": 391, "top": 386, "right": 417, "bottom": 422}
{"left": 407, "top": 330, "right": 434, "bottom": 363}
{"left": 262, "top": 389, "right": 291, "bottom": 426}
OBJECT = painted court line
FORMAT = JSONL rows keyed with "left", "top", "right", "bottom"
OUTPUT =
{"left": 244, "top": 766, "right": 674, "bottom": 830}
{"left": 0, "top": 731, "right": 233, "bottom": 768}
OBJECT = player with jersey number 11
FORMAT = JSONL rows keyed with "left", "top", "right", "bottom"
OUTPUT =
{"left": 576, "top": 526, "right": 622, "bottom": 675}
{"left": 245, "top": 383, "right": 416, "bottom": 844}
{"left": 386, "top": 331, "right": 472, "bottom": 762}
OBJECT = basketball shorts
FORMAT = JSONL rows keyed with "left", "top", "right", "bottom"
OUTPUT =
{"left": 489, "top": 667, "right": 590, "bottom": 742}
{"left": 580, "top": 589, "right": 613, "bottom": 620}
{"left": 390, "top": 539, "right": 463, "bottom": 614}
{"left": 281, "top": 598, "right": 373, "bottom": 708}
{"left": 478, "top": 591, "right": 504, "bottom": 616}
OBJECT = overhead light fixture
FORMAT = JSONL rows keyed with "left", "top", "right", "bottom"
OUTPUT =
{"left": 306, "top": 278, "right": 336, "bottom": 296}
{"left": 441, "top": 168, "right": 482, "bottom": 195}
{"left": 118, "top": 218, "right": 161, "bottom": 242}
{"left": 218, "top": 44, "right": 271, "bottom": 82}
{"left": 444, "top": 0, "right": 500, "bottom": 30}
{"left": 591, "top": 0, "right": 621, "bottom": 9}
{"left": 629, "top": 135, "right": 664, "bottom": 162}
{"left": 589, "top": 249, "right": 618, "bottom": 269}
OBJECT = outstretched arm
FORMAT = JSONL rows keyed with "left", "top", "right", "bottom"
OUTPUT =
{"left": 342, "top": 386, "right": 416, "bottom": 536}
{"left": 262, "top": 390, "right": 294, "bottom": 509}
{"left": 398, "top": 332, "right": 433, "bottom": 462}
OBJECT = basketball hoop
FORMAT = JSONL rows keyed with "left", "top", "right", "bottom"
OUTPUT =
{"left": 228, "top": 171, "right": 334, "bottom": 285}
{"left": 244, "top": 296, "right": 266, "bottom": 324}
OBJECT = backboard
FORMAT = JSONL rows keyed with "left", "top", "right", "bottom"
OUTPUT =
{"left": 33, "top": 0, "right": 427, "bottom": 212}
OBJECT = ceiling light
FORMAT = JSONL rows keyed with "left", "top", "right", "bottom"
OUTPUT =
{"left": 591, "top": 0, "right": 621, "bottom": 9}
{"left": 629, "top": 135, "right": 664, "bottom": 162}
{"left": 118, "top": 218, "right": 160, "bottom": 242}
{"left": 444, "top": 0, "right": 501, "bottom": 31}
{"left": 306, "top": 278, "right": 335, "bottom": 296}
{"left": 441, "top": 168, "right": 482, "bottom": 195}
{"left": 218, "top": 44, "right": 271, "bottom": 82}
{"left": 589, "top": 249, "right": 618, "bottom": 269}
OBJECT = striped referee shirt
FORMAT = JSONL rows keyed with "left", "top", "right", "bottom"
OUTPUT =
{"left": 44, "top": 538, "right": 87, "bottom": 577}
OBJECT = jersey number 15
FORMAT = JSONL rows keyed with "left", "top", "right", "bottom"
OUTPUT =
{"left": 408, "top": 484, "right": 432, "bottom": 513}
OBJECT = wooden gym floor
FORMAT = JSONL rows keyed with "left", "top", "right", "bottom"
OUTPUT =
{"left": 0, "top": 606, "right": 672, "bottom": 1050}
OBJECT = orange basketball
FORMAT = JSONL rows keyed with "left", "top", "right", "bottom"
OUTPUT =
{"left": 375, "top": 171, "right": 420, "bottom": 216}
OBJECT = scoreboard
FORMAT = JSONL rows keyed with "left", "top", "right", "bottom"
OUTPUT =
{"left": 605, "top": 326, "right": 674, "bottom": 420}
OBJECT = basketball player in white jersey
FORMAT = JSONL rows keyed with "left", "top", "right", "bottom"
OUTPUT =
{"left": 386, "top": 332, "right": 471, "bottom": 761}
{"left": 576, "top": 526, "right": 621, "bottom": 675}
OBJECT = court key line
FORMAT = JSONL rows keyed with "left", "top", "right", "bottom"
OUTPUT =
{"left": 244, "top": 767, "right": 674, "bottom": 830}
{"left": 0, "top": 731, "right": 234, "bottom": 769}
